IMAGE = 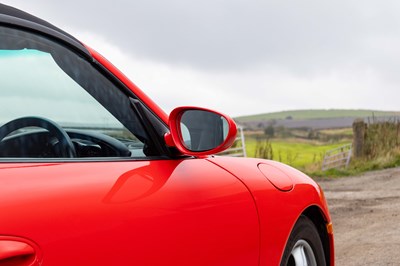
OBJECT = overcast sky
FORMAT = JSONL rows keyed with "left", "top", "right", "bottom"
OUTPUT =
{"left": 3, "top": 0, "right": 400, "bottom": 117}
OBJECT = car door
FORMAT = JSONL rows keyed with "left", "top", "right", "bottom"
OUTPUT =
{"left": 0, "top": 23, "right": 259, "bottom": 265}
{"left": 0, "top": 159, "right": 259, "bottom": 265}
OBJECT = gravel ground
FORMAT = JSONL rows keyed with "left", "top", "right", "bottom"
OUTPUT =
{"left": 317, "top": 167, "right": 400, "bottom": 265}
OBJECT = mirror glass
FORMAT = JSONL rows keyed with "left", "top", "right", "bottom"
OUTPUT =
{"left": 179, "top": 110, "right": 229, "bottom": 152}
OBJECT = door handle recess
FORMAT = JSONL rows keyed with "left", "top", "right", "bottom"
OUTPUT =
{"left": 0, "top": 240, "right": 37, "bottom": 266}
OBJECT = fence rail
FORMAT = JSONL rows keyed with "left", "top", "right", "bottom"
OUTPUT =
{"left": 322, "top": 143, "right": 352, "bottom": 171}
{"left": 217, "top": 126, "right": 247, "bottom": 157}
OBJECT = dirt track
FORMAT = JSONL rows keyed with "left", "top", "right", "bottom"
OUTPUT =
{"left": 317, "top": 167, "right": 400, "bottom": 265}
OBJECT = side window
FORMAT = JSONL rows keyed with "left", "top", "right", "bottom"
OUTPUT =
{"left": 0, "top": 26, "right": 158, "bottom": 159}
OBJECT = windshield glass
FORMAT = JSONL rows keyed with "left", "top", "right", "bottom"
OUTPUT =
{"left": 0, "top": 49, "right": 121, "bottom": 127}
{"left": 0, "top": 26, "right": 157, "bottom": 159}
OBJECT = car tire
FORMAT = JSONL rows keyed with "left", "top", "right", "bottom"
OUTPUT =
{"left": 280, "top": 215, "right": 326, "bottom": 266}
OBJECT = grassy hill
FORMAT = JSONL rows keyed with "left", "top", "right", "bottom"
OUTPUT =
{"left": 235, "top": 109, "right": 400, "bottom": 122}
{"left": 235, "top": 109, "right": 400, "bottom": 176}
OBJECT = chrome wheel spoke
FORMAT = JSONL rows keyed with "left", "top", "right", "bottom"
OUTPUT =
{"left": 292, "top": 245, "right": 308, "bottom": 265}
{"left": 290, "top": 240, "right": 317, "bottom": 266}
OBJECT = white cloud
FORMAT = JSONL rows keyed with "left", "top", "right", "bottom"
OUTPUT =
{"left": 3, "top": 0, "right": 400, "bottom": 117}
{"left": 73, "top": 32, "right": 394, "bottom": 117}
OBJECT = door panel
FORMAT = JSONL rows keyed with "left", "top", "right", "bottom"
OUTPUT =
{"left": 0, "top": 159, "right": 259, "bottom": 265}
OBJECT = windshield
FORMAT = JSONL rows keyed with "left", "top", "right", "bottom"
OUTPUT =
{"left": 0, "top": 26, "right": 158, "bottom": 159}
{"left": 1, "top": 49, "right": 122, "bottom": 128}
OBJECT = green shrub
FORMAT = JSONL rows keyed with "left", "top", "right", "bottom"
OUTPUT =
{"left": 254, "top": 139, "right": 274, "bottom": 160}
{"left": 363, "top": 121, "right": 400, "bottom": 159}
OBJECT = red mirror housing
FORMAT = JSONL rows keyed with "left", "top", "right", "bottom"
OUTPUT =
{"left": 165, "top": 106, "right": 237, "bottom": 156}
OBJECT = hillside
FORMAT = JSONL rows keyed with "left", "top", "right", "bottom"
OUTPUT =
{"left": 235, "top": 109, "right": 400, "bottom": 122}
{"left": 235, "top": 109, "right": 400, "bottom": 130}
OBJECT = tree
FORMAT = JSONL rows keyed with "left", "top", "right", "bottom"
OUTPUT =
{"left": 264, "top": 125, "right": 275, "bottom": 137}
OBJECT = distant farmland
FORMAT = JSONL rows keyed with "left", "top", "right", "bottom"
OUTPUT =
{"left": 235, "top": 109, "right": 400, "bottom": 130}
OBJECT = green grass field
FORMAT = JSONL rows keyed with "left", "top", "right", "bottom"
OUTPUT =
{"left": 234, "top": 110, "right": 400, "bottom": 175}
{"left": 237, "top": 114, "right": 400, "bottom": 176}
{"left": 236, "top": 109, "right": 400, "bottom": 122}
{"left": 245, "top": 137, "right": 349, "bottom": 170}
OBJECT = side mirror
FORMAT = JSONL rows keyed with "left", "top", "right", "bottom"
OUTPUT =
{"left": 165, "top": 107, "right": 237, "bottom": 156}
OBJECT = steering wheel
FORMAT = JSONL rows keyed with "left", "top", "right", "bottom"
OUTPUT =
{"left": 0, "top": 116, "right": 76, "bottom": 157}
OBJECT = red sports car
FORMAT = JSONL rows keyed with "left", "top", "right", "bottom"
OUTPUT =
{"left": 0, "top": 4, "right": 333, "bottom": 266}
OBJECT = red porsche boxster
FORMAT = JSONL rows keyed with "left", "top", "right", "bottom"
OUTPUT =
{"left": 0, "top": 4, "right": 333, "bottom": 266}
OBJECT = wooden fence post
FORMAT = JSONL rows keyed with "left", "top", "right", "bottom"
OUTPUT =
{"left": 353, "top": 119, "right": 366, "bottom": 158}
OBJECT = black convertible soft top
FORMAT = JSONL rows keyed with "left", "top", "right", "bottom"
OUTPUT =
{"left": 0, "top": 3, "right": 90, "bottom": 57}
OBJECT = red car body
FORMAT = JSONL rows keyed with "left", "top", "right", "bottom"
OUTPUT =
{"left": 0, "top": 4, "right": 333, "bottom": 266}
